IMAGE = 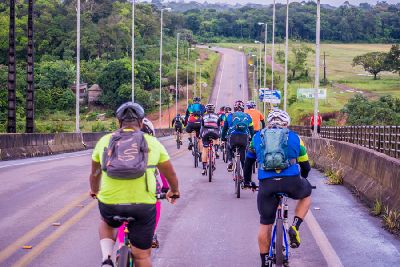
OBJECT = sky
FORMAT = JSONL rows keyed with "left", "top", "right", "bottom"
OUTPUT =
{"left": 163, "top": 0, "right": 400, "bottom": 6}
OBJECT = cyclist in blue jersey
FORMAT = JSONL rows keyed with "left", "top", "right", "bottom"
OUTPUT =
{"left": 185, "top": 97, "right": 206, "bottom": 150}
{"left": 221, "top": 100, "right": 254, "bottom": 172}
{"left": 243, "top": 108, "right": 312, "bottom": 267}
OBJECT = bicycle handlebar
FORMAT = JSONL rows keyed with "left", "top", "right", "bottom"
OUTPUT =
{"left": 156, "top": 193, "right": 180, "bottom": 200}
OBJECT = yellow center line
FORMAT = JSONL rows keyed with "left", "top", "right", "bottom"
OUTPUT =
{"left": 13, "top": 200, "right": 97, "bottom": 267}
{"left": 0, "top": 192, "right": 89, "bottom": 264}
{"left": 3, "top": 149, "right": 188, "bottom": 266}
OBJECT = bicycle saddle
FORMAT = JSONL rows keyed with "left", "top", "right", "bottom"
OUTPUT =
{"left": 113, "top": 216, "right": 136, "bottom": 223}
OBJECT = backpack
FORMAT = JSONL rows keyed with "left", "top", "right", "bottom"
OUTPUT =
{"left": 191, "top": 103, "right": 202, "bottom": 116}
{"left": 260, "top": 128, "right": 290, "bottom": 171}
{"left": 102, "top": 130, "right": 155, "bottom": 182}
{"left": 231, "top": 112, "right": 250, "bottom": 133}
{"left": 175, "top": 117, "right": 183, "bottom": 127}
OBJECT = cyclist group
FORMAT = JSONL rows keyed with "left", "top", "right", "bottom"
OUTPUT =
{"left": 90, "top": 96, "right": 312, "bottom": 267}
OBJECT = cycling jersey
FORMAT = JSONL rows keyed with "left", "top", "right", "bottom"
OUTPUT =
{"left": 221, "top": 112, "right": 254, "bottom": 139}
{"left": 172, "top": 117, "right": 184, "bottom": 128}
{"left": 92, "top": 133, "right": 170, "bottom": 205}
{"left": 246, "top": 130, "right": 309, "bottom": 179}
{"left": 245, "top": 108, "right": 265, "bottom": 131}
{"left": 202, "top": 113, "right": 220, "bottom": 129}
{"left": 185, "top": 103, "right": 206, "bottom": 124}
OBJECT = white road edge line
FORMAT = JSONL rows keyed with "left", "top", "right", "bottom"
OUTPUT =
{"left": 215, "top": 53, "right": 225, "bottom": 107}
{"left": 305, "top": 210, "right": 344, "bottom": 267}
{"left": 241, "top": 53, "right": 245, "bottom": 102}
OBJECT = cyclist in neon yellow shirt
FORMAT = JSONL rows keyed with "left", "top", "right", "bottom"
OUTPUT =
{"left": 89, "top": 102, "right": 180, "bottom": 267}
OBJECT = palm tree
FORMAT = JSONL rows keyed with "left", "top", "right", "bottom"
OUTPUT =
{"left": 7, "top": 0, "right": 16, "bottom": 133}
{"left": 26, "top": 0, "right": 35, "bottom": 133}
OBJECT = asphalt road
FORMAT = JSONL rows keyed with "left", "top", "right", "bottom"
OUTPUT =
{"left": 0, "top": 47, "right": 399, "bottom": 267}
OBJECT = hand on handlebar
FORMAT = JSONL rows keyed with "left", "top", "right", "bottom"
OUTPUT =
{"left": 166, "top": 190, "right": 180, "bottom": 204}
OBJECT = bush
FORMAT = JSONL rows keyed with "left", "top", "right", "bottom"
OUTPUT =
{"left": 86, "top": 112, "right": 99, "bottom": 121}
{"left": 92, "top": 122, "right": 107, "bottom": 132}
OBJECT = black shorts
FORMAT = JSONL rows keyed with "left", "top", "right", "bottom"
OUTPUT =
{"left": 201, "top": 128, "right": 220, "bottom": 147}
{"left": 186, "top": 122, "right": 201, "bottom": 137}
{"left": 257, "top": 176, "right": 312, "bottom": 225}
{"left": 175, "top": 125, "right": 183, "bottom": 133}
{"left": 311, "top": 126, "right": 321, "bottom": 133}
{"left": 98, "top": 201, "right": 156, "bottom": 250}
{"left": 228, "top": 134, "right": 248, "bottom": 149}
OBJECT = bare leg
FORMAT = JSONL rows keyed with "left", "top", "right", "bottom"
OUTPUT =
{"left": 99, "top": 220, "right": 117, "bottom": 240}
{"left": 258, "top": 224, "right": 273, "bottom": 254}
{"left": 202, "top": 146, "right": 208, "bottom": 163}
{"left": 295, "top": 196, "right": 311, "bottom": 219}
{"left": 132, "top": 247, "right": 152, "bottom": 267}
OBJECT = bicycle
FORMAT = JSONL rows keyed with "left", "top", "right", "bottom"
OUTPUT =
{"left": 221, "top": 141, "right": 228, "bottom": 163}
{"left": 232, "top": 147, "right": 243, "bottom": 198}
{"left": 192, "top": 135, "right": 200, "bottom": 168}
{"left": 176, "top": 129, "right": 182, "bottom": 149}
{"left": 267, "top": 186, "right": 316, "bottom": 267}
{"left": 207, "top": 139, "right": 216, "bottom": 182}
{"left": 115, "top": 193, "right": 178, "bottom": 267}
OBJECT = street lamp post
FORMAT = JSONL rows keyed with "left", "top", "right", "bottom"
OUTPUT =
{"left": 283, "top": 0, "right": 290, "bottom": 111}
{"left": 314, "top": 0, "right": 321, "bottom": 136}
{"left": 194, "top": 58, "right": 197, "bottom": 97}
{"left": 131, "top": 0, "right": 135, "bottom": 102}
{"left": 199, "top": 64, "right": 202, "bottom": 100}
{"left": 271, "top": 0, "right": 276, "bottom": 92}
{"left": 159, "top": 8, "right": 171, "bottom": 128}
{"left": 175, "top": 33, "right": 180, "bottom": 116}
{"left": 186, "top": 47, "right": 193, "bottom": 108}
{"left": 75, "top": 0, "right": 80, "bottom": 133}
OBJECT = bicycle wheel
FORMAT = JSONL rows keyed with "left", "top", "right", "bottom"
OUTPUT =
{"left": 194, "top": 143, "right": 198, "bottom": 168}
{"left": 275, "top": 218, "right": 284, "bottom": 267}
{"left": 208, "top": 149, "right": 213, "bottom": 182}
{"left": 235, "top": 160, "right": 241, "bottom": 198}
{"left": 176, "top": 133, "right": 180, "bottom": 150}
{"left": 117, "top": 245, "right": 132, "bottom": 267}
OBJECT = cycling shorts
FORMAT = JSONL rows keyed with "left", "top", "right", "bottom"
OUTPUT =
{"left": 201, "top": 128, "right": 220, "bottom": 147}
{"left": 175, "top": 125, "right": 183, "bottom": 133}
{"left": 257, "top": 176, "right": 312, "bottom": 225}
{"left": 186, "top": 122, "right": 201, "bottom": 137}
{"left": 98, "top": 201, "right": 156, "bottom": 250}
{"left": 228, "top": 134, "right": 248, "bottom": 149}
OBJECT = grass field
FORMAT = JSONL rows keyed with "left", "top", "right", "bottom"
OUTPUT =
{"left": 215, "top": 42, "right": 399, "bottom": 124}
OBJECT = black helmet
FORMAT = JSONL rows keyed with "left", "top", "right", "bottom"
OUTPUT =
{"left": 224, "top": 106, "right": 232, "bottom": 113}
{"left": 193, "top": 97, "right": 201, "bottom": 103}
{"left": 116, "top": 102, "right": 145, "bottom": 121}
{"left": 234, "top": 100, "right": 245, "bottom": 112}
{"left": 206, "top": 103, "right": 216, "bottom": 113}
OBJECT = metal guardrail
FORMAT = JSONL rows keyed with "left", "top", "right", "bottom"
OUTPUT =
{"left": 290, "top": 126, "right": 400, "bottom": 159}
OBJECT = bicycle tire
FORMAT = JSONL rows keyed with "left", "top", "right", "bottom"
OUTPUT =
{"left": 176, "top": 134, "right": 180, "bottom": 150}
{"left": 117, "top": 245, "right": 132, "bottom": 267}
{"left": 235, "top": 160, "right": 241, "bottom": 198}
{"left": 208, "top": 149, "right": 212, "bottom": 182}
{"left": 194, "top": 139, "right": 198, "bottom": 168}
{"left": 275, "top": 218, "right": 284, "bottom": 267}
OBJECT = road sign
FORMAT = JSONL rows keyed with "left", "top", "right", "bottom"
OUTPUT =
{"left": 297, "top": 88, "right": 327, "bottom": 99}
{"left": 259, "top": 88, "right": 281, "bottom": 104}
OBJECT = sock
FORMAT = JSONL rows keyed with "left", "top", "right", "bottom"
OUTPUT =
{"left": 100, "top": 238, "right": 115, "bottom": 261}
{"left": 260, "top": 253, "right": 268, "bottom": 267}
{"left": 292, "top": 216, "right": 303, "bottom": 230}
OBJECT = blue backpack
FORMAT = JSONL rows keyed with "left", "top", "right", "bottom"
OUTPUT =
{"left": 230, "top": 112, "right": 250, "bottom": 134}
{"left": 260, "top": 128, "right": 290, "bottom": 171}
{"left": 190, "top": 103, "right": 202, "bottom": 116}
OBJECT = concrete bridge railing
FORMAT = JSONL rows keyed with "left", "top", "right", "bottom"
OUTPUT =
{"left": 302, "top": 137, "right": 400, "bottom": 211}
{"left": 0, "top": 128, "right": 175, "bottom": 161}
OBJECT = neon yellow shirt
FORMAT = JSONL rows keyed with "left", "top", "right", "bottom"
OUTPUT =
{"left": 92, "top": 132, "right": 170, "bottom": 204}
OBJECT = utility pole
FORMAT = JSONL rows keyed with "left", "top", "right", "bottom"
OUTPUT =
{"left": 75, "top": 0, "right": 81, "bottom": 133}
{"left": 7, "top": 0, "right": 16, "bottom": 133}
{"left": 131, "top": 0, "right": 135, "bottom": 102}
{"left": 194, "top": 59, "right": 197, "bottom": 97}
{"left": 25, "top": 0, "right": 35, "bottom": 133}
{"left": 313, "top": 0, "right": 321, "bottom": 137}
{"left": 263, "top": 23, "right": 267, "bottom": 89}
{"left": 175, "top": 33, "right": 180, "bottom": 116}
{"left": 186, "top": 47, "right": 190, "bottom": 108}
{"left": 271, "top": 0, "right": 276, "bottom": 92}
{"left": 283, "top": 0, "right": 290, "bottom": 111}
{"left": 199, "top": 65, "right": 202, "bottom": 100}
{"left": 323, "top": 51, "right": 327, "bottom": 85}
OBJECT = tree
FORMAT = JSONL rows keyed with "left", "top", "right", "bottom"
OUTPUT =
{"left": 352, "top": 52, "right": 387, "bottom": 80}
{"left": 385, "top": 44, "right": 400, "bottom": 75}
{"left": 289, "top": 44, "right": 314, "bottom": 80}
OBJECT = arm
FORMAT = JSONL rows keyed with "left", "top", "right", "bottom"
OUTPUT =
{"left": 171, "top": 118, "right": 175, "bottom": 127}
{"left": 298, "top": 137, "right": 311, "bottom": 178}
{"left": 261, "top": 119, "right": 266, "bottom": 129}
{"left": 299, "top": 161, "right": 311, "bottom": 178}
{"left": 157, "top": 160, "right": 180, "bottom": 200}
{"left": 249, "top": 125, "right": 254, "bottom": 138}
{"left": 185, "top": 109, "right": 190, "bottom": 124}
{"left": 89, "top": 160, "right": 102, "bottom": 196}
{"left": 221, "top": 119, "right": 229, "bottom": 140}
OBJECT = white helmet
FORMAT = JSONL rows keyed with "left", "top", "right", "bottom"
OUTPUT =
{"left": 142, "top": 118, "right": 155, "bottom": 136}
{"left": 267, "top": 108, "right": 291, "bottom": 127}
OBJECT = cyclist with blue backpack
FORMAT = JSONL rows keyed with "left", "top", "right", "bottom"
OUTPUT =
{"left": 243, "top": 108, "right": 312, "bottom": 267}
{"left": 221, "top": 100, "right": 254, "bottom": 172}
{"left": 185, "top": 97, "right": 206, "bottom": 150}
